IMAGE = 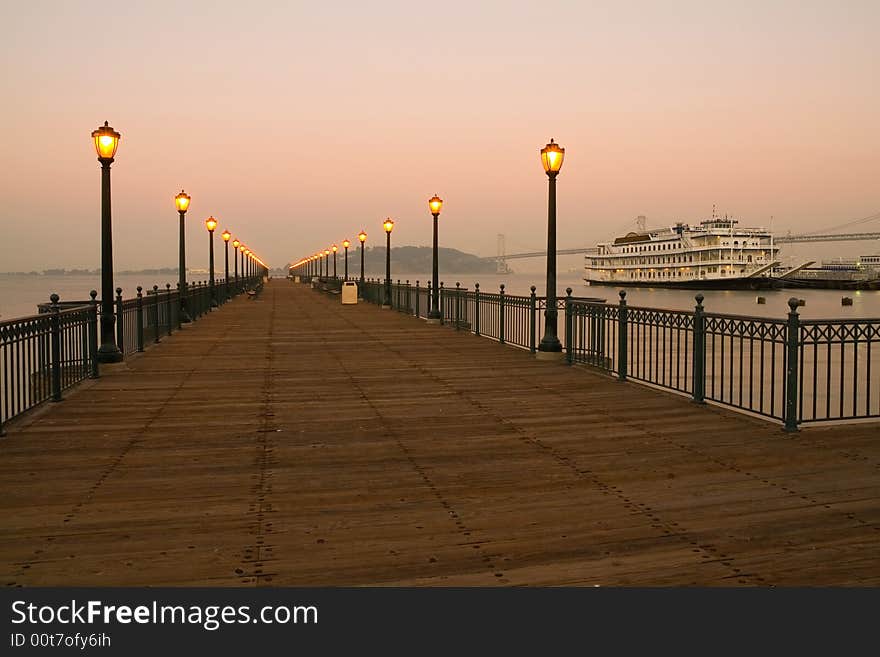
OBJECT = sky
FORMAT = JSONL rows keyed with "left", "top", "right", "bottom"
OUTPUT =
{"left": 1, "top": 0, "right": 878, "bottom": 272}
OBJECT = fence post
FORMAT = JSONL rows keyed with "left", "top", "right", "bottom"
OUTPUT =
{"left": 136, "top": 286, "right": 145, "bottom": 352}
{"left": 617, "top": 291, "right": 628, "bottom": 382}
{"left": 692, "top": 294, "right": 705, "bottom": 402}
{"left": 499, "top": 284, "right": 505, "bottom": 345}
{"left": 454, "top": 283, "right": 461, "bottom": 330}
{"left": 115, "top": 287, "right": 124, "bottom": 354}
{"left": 474, "top": 283, "right": 481, "bottom": 336}
{"left": 166, "top": 284, "right": 173, "bottom": 336}
{"left": 565, "top": 288, "right": 573, "bottom": 364}
{"left": 49, "top": 294, "right": 62, "bottom": 402}
{"left": 439, "top": 282, "right": 445, "bottom": 325}
{"left": 89, "top": 290, "right": 99, "bottom": 378}
{"left": 415, "top": 281, "right": 420, "bottom": 318}
{"left": 153, "top": 285, "right": 161, "bottom": 343}
{"left": 784, "top": 297, "right": 801, "bottom": 432}
{"left": 529, "top": 286, "right": 537, "bottom": 354}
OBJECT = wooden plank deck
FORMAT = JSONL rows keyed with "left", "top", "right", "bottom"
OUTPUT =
{"left": 1, "top": 279, "right": 878, "bottom": 586}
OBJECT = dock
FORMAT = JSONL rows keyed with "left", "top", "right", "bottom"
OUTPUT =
{"left": 1, "top": 280, "right": 878, "bottom": 585}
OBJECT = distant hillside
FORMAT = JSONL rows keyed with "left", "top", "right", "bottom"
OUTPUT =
{"left": 344, "top": 246, "right": 498, "bottom": 276}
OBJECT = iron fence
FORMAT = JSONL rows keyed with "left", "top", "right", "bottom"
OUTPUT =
{"left": 565, "top": 293, "right": 879, "bottom": 427}
{"left": 799, "top": 318, "right": 880, "bottom": 422}
{"left": 337, "top": 278, "right": 879, "bottom": 427}
{"left": 1, "top": 274, "right": 262, "bottom": 433}
{"left": 1, "top": 301, "right": 96, "bottom": 434}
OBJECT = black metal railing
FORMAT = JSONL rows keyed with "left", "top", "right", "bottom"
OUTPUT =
{"left": 799, "top": 318, "right": 880, "bottom": 422}
{"left": 316, "top": 278, "right": 878, "bottom": 428}
{"left": 565, "top": 293, "right": 879, "bottom": 428}
{"left": 1, "top": 300, "right": 96, "bottom": 435}
{"left": 1, "top": 274, "right": 263, "bottom": 434}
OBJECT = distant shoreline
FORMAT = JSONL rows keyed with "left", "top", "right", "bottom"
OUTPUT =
{"left": 1, "top": 246, "right": 502, "bottom": 277}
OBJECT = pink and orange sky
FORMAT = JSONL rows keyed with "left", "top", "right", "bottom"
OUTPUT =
{"left": 1, "top": 0, "right": 878, "bottom": 272}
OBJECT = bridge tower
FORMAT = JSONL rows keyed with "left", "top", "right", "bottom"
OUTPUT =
{"left": 496, "top": 234, "right": 511, "bottom": 274}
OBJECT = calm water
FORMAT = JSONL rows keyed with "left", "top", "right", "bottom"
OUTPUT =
{"left": 0, "top": 273, "right": 218, "bottom": 321}
{"left": 3, "top": 271, "right": 880, "bottom": 321}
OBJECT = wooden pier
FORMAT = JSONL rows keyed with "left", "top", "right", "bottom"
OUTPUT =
{"left": 1, "top": 280, "right": 878, "bottom": 586}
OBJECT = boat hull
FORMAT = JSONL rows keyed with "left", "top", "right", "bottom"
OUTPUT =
{"left": 779, "top": 278, "right": 880, "bottom": 290}
{"left": 584, "top": 277, "right": 784, "bottom": 290}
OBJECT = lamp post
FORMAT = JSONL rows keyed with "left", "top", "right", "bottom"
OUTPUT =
{"left": 358, "top": 231, "right": 367, "bottom": 283}
{"left": 332, "top": 244, "right": 338, "bottom": 279}
{"left": 382, "top": 218, "right": 394, "bottom": 308}
{"left": 342, "top": 239, "right": 350, "bottom": 280}
{"left": 538, "top": 138, "right": 565, "bottom": 357}
{"left": 92, "top": 121, "right": 123, "bottom": 362}
{"left": 232, "top": 239, "right": 240, "bottom": 291}
{"left": 244, "top": 249, "right": 251, "bottom": 282}
{"left": 324, "top": 249, "right": 330, "bottom": 279}
{"left": 239, "top": 244, "right": 246, "bottom": 287}
{"left": 205, "top": 216, "right": 218, "bottom": 307}
{"left": 427, "top": 194, "right": 443, "bottom": 323}
{"left": 221, "top": 230, "right": 231, "bottom": 302}
{"left": 173, "top": 190, "right": 193, "bottom": 323}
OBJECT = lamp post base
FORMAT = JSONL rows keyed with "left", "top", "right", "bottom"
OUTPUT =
{"left": 426, "top": 317, "right": 441, "bottom": 325}
{"left": 97, "top": 344, "right": 123, "bottom": 363}
{"left": 381, "top": 304, "right": 391, "bottom": 309}
{"left": 535, "top": 350, "right": 564, "bottom": 361}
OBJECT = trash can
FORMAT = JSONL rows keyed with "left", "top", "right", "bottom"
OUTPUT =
{"left": 342, "top": 281, "right": 358, "bottom": 304}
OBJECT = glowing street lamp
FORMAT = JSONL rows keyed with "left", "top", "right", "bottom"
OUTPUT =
{"left": 174, "top": 189, "right": 192, "bottom": 323}
{"left": 221, "top": 230, "right": 231, "bottom": 302}
{"left": 232, "top": 238, "right": 241, "bottom": 290}
{"left": 324, "top": 248, "right": 330, "bottom": 279}
{"left": 358, "top": 230, "right": 367, "bottom": 284}
{"left": 92, "top": 121, "right": 123, "bottom": 362}
{"left": 332, "top": 244, "right": 338, "bottom": 279}
{"left": 205, "top": 216, "right": 218, "bottom": 307}
{"left": 383, "top": 219, "right": 394, "bottom": 308}
{"left": 427, "top": 194, "right": 443, "bottom": 322}
{"left": 538, "top": 138, "right": 565, "bottom": 357}
{"left": 342, "top": 239, "right": 351, "bottom": 281}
